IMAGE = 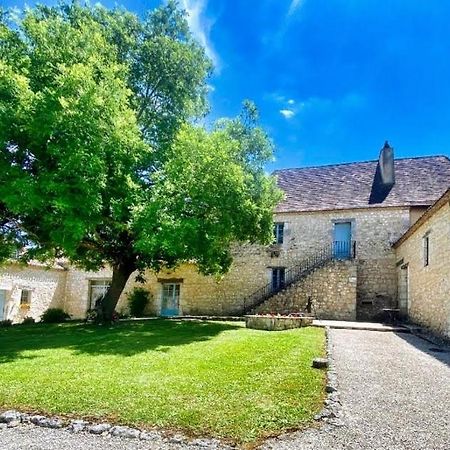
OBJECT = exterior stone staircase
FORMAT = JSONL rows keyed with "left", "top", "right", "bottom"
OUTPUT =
{"left": 241, "top": 241, "right": 357, "bottom": 319}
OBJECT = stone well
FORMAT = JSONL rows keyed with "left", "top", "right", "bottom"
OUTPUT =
{"left": 245, "top": 314, "right": 313, "bottom": 331}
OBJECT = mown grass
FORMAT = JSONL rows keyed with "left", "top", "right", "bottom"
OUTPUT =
{"left": 0, "top": 319, "right": 325, "bottom": 444}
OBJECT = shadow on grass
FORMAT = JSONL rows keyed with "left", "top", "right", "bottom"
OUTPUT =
{"left": 0, "top": 319, "right": 242, "bottom": 364}
{"left": 394, "top": 331, "right": 450, "bottom": 368}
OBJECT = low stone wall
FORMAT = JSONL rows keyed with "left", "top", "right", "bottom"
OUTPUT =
{"left": 255, "top": 260, "right": 358, "bottom": 321}
{"left": 245, "top": 315, "right": 313, "bottom": 331}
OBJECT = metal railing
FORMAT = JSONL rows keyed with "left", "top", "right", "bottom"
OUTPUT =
{"left": 241, "top": 240, "right": 356, "bottom": 314}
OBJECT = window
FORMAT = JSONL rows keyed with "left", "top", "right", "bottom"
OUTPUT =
{"left": 271, "top": 267, "right": 285, "bottom": 291}
{"left": 89, "top": 280, "right": 111, "bottom": 310}
{"left": 274, "top": 223, "right": 284, "bottom": 244}
{"left": 423, "top": 234, "right": 430, "bottom": 267}
{"left": 20, "top": 289, "right": 31, "bottom": 305}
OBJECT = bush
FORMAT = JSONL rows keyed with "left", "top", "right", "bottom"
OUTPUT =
{"left": 128, "top": 287, "right": 151, "bottom": 317}
{"left": 0, "top": 319, "right": 12, "bottom": 327}
{"left": 41, "top": 308, "right": 70, "bottom": 324}
{"left": 22, "top": 316, "right": 36, "bottom": 325}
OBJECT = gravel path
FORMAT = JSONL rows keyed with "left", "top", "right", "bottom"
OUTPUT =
{"left": 1, "top": 329, "right": 449, "bottom": 449}
{"left": 262, "top": 329, "right": 450, "bottom": 450}
{"left": 0, "top": 425, "right": 230, "bottom": 450}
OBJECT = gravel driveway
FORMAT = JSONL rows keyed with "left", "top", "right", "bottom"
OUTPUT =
{"left": 262, "top": 329, "right": 450, "bottom": 450}
{"left": 1, "top": 329, "right": 449, "bottom": 449}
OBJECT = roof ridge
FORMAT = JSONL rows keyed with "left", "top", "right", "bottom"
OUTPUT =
{"left": 273, "top": 154, "right": 450, "bottom": 174}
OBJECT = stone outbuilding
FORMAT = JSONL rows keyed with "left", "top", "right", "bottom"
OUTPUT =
{"left": 393, "top": 188, "right": 450, "bottom": 339}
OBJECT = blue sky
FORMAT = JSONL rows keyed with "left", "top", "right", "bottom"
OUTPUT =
{"left": 3, "top": 1, "right": 450, "bottom": 170}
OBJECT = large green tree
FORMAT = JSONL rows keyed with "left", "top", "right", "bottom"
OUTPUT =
{"left": 0, "top": 1, "right": 281, "bottom": 320}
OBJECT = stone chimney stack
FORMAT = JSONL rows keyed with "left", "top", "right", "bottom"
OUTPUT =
{"left": 378, "top": 141, "right": 395, "bottom": 186}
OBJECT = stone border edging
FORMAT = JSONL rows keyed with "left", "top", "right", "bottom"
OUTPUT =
{"left": 0, "top": 328, "right": 344, "bottom": 446}
{"left": 0, "top": 410, "right": 232, "bottom": 448}
{"left": 313, "top": 326, "right": 344, "bottom": 427}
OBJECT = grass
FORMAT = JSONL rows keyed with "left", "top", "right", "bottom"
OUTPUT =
{"left": 0, "top": 319, "right": 325, "bottom": 445}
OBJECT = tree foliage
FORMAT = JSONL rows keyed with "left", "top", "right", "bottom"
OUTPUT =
{"left": 0, "top": 1, "right": 282, "bottom": 320}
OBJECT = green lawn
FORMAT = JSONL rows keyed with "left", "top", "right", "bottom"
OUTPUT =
{"left": 0, "top": 320, "right": 325, "bottom": 444}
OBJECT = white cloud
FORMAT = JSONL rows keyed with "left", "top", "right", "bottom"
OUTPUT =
{"left": 280, "top": 109, "right": 295, "bottom": 119}
{"left": 287, "top": 99, "right": 295, "bottom": 105}
{"left": 181, "top": 0, "right": 220, "bottom": 72}
{"left": 287, "top": 0, "right": 305, "bottom": 17}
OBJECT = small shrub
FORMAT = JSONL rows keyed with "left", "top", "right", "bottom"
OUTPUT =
{"left": 128, "top": 287, "right": 151, "bottom": 317}
{"left": 118, "top": 310, "right": 130, "bottom": 320}
{"left": 41, "top": 308, "right": 70, "bottom": 324}
{"left": 0, "top": 319, "right": 12, "bottom": 327}
{"left": 85, "top": 309, "right": 98, "bottom": 323}
{"left": 22, "top": 316, "right": 36, "bottom": 325}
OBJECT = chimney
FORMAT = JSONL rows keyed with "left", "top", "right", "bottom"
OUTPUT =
{"left": 378, "top": 141, "right": 395, "bottom": 186}
{"left": 368, "top": 141, "right": 395, "bottom": 204}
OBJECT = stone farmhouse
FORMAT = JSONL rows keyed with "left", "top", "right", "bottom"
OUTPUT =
{"left": 1, "top": 143, "right": 449, "bottom": 337}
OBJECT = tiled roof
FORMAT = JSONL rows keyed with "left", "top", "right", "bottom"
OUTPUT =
{"left": 274, "top": 155, "right": 450, "bottom": 213}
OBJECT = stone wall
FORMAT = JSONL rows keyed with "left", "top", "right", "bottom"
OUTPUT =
{"left": 0, "top": 263, "right": 67, "bottom": 323}
{"left": 58, "top": 206, "right": 412, "bottom": 319}
{"left": 271, "top": 207, "right": 410, "bottom": 320}
{"left": 0, "top": 206, "right": 413, "bottom": 321}
{"left": 254, "top": 260, "right": 357, "bottom": 320}
{"left": 395, "top": 201, "right": 450, "bottom": 338}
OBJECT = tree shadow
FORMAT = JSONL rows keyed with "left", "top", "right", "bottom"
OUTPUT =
{"left": 394, "top": 331, "right": 450, "bottom": 368}
{"left": 0, "top": 319, "right": 243, "bottom": 364}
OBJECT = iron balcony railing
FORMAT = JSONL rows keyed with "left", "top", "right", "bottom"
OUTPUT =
{"left": 241, "top": 240, "right": 356, "bottom": 314}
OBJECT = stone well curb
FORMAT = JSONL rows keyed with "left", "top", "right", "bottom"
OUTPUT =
{"left": 0, "top": 411, "right": 232, "bottom": 448}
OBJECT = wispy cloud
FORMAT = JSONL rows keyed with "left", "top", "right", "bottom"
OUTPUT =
{"left": 287, "top": 0, "right": 305, "bottom": 17}
{"left": 181, "top": 0, "right": 220, "bottom": 72}
{"left": 280, "top": 109, "right": 295, "bottom": 119}
{"left": 268, "top": 93, "right": 298, "bottom": 119}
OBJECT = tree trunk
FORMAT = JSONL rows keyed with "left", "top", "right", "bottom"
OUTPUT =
{"left": 101, "top": 262, "right": 135, "bottom": 323}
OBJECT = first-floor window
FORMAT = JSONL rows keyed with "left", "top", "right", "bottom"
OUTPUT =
{"left": 89, "top": 280, "right": 111, "bottom": 310}
{"left": 274, "top": 222, "right": 285, "bottom": 244}
{"left": 271, "top": 267, "right": 285, "bottom": 291}
{"left": 423, "top": 234, "right": 430, "bottom": 267}
{"left": 20, "top": 289, "right": 31, "bottom": 305}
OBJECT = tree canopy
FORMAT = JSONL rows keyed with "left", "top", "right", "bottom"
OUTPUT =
{"left": 0, "top": 1, "right": 282, "bottom": 320}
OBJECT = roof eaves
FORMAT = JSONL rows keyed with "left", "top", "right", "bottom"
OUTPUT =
{"left": 393, "top": 187, "right": 450, "bottom": 248}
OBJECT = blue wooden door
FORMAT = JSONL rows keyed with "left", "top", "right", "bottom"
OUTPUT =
{"left": 0, "top": 290, "right": 6, "bottom": 321}
{"left": 333, "top": 222, "right": 352, "bottom": 259}
{"left": 161, "top": 283, "right": 180, "bottom": 317}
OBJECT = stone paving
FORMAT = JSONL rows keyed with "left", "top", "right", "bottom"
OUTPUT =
{"left": 312, "top": 319, "right": 408, "bottom": 332}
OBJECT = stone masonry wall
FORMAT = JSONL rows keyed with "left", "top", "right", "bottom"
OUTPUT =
{"left": 395, "top": 202, "right": 450, "bottom": 338}
{"left": 254, "top": 260, "right": 358, "bottom": 320}
{"left": 0, "top": 263, "right": 67, "bottom": 323}
{"left": 0, "top": 206, "right": 411, "bottom": 320}
{"left": 264, "top": 207, "right": 410, "bottom": 320}
{"left": 64, "top": 206, "right": 411, "bottom": 319}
